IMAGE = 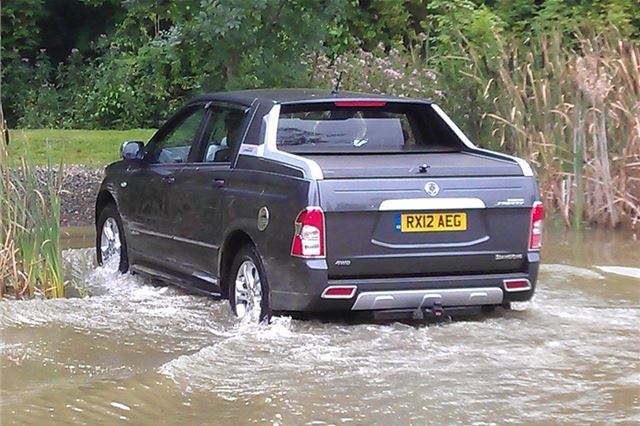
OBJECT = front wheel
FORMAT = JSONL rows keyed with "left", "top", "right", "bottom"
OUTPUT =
{"left": 96, "top": 203, "right": 129, "bottom": 273}
{"left": 229, "top": 245, "right": 271, "bottom": 323}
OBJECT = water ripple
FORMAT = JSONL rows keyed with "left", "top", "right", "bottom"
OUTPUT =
{"left": 1, "top": 247, "right": 639, "bottom": 425}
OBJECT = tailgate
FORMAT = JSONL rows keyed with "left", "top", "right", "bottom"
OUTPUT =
{"left": 319, "top": 176, "right": 537, "bottom": 278}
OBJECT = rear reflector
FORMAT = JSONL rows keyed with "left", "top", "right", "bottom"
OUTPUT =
{"left": 529, "top": 201, "right": 544, "bottom": 250}
{"left": 334, "top": 101, "right": 387, "bottom": 107}
{"left": 503, "top": 279, "right": 532, "bottom": 292}
{"left": 321, "top": 286, "right": 357, "bottom": 299}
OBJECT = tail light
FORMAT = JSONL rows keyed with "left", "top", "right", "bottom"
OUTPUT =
{"left": 291, "top": 207, "right": 326, "bottom": 258}
{"left": 529, "top": 201, "right": 544, "bottom": 250}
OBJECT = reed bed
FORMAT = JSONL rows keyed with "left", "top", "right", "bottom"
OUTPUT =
{"left": 0, "top": 140, "right": 65, "bottom": 298}
{"left": 311, "top": 27, "right": 640, "bottom": 229}
{"left": 464, "top": 29, "right": 640, "bottom": 229}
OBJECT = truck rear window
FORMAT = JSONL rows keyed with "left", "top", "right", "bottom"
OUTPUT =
{"left": 276, "top": 102, "right": 462, "bottom": 154}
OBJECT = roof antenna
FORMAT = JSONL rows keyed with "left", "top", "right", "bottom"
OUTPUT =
{"left": 331, "top": 71, "right": 343, "bottom": 95}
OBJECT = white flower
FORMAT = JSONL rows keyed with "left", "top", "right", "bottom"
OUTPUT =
{"left": 383, "top": 69, "right": 402, "bottom": 80}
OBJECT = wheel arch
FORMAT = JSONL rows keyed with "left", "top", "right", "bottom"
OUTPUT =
{"left": 95, "top": 190, "right": 117, "bottom": 226}
{"left": 219, "top": 229, "right": 257, "bottom": 299}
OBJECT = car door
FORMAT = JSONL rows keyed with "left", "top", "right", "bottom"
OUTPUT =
{"left": 166, "top": 103, "right": 251, "bottom": 290}
{"left": 121, "top": 104, "right": 208, "bottom": 270}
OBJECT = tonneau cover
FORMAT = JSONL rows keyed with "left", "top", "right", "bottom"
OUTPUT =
{"left": 305, "top": 152, "right": 523, "bottom": 179}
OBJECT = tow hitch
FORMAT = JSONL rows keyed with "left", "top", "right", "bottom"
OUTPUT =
{"left": 412, "top": 302, "right": 445, "bottom": 320}
{"left": 371, "top": 303, "right": 481, "bottom": 321}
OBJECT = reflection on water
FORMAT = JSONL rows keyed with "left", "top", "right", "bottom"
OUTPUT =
{"left": 2, "top": 228, "right": 639, "bottom": 424}
{"left": 61, "top": 226, "right": 95, "bottom": 250}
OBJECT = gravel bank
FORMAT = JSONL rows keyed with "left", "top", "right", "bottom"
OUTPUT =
{"left": 34, "top": 166, "right": 104, "bottom": 227}
{"left": 60, "top": 166, "right": 104, "bottom": 226}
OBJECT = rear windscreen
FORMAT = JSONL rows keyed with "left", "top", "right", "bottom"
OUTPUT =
{"left": 276, "top": 102, "right": 462, "bottom": 154}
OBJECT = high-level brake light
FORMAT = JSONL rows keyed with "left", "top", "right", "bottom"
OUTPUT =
{"left": 334, "top": 101, "right": 387, "bottom": 107}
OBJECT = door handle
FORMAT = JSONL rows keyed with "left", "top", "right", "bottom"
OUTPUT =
{"left": 162, "top": 175, "right": 176, "bottom": 184}
{"left": 212, "top": 179, "right": 225, "bottom": 188}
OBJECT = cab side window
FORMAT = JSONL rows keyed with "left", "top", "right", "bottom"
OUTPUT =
{"left": 201, "top": 107, "right": 246, "bottom": 163}
{"left": 149, "top": 107, "right": 205, "bottom": 164}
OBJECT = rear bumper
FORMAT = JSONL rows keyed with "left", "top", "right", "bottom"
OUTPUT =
{"left": 270, "top": 259, "right": 539, "bottom": 313}
{"left": 351, "top": 286, "right": 503, "bottom": 310}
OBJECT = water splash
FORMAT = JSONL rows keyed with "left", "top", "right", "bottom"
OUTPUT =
{"left": 2, "top": 247, "right": 639, "bottom": 424}
{"left": 595, "top": 265, "right": 640, "bottom": 279}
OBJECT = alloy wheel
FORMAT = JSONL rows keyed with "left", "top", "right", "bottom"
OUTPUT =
{"left": 100, "top": 217, "right": 122, "bottom": 268}
{"left": 234, "top": 260, "right": 263, "bottom": 321}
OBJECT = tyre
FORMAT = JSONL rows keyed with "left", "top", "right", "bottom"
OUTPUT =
{"left": 228, "top": 245, "right": 271, "bottom": 322}
{"left": 96, "top": 203, "right": 129, "bottom": 273}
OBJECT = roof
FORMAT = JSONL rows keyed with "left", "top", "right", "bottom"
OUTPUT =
{"left": 192, "top": 88, "right": 431, "bottom": 107}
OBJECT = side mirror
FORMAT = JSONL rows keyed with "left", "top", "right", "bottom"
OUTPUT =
{"left": 121, "top": 141, "right": 145, "bottom": 161}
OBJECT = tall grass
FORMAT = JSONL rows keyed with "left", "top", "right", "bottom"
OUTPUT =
{"left": 310, "top": 27, "right": 640, "bottom": 229}
{"left": 0, "top": 141, "right": 65, "bottom": 298}
{"left": 464, "top": 29, "right": 640, "bottom": 228}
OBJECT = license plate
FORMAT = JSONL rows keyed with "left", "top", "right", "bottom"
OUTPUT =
{"left": 396, "top": 212, "right": 467, "bottom": 232}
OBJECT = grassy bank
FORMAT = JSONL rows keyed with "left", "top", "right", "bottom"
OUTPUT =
{"left": 8, "top": 129, "right": 156, "bottom": 166}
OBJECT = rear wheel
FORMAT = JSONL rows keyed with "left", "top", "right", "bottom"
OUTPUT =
{"left": 96, "top": 203, "right": 129, "bottom": 273}
{"left": 228, "top": 245, "right": 270, "bottom": 323}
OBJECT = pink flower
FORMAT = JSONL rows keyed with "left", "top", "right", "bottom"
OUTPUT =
{"left": 384, "top": 69, "right": 402, "bottom": 79}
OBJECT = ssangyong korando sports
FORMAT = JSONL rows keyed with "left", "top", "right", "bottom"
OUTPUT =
{"left": 96, "top": 89, "right": 543, "bottom": 322}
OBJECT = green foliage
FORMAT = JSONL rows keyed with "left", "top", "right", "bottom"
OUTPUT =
{"left": 1, "top": 0, "right": 45, "bottom": 52}
{"left": 1, "top": 0, "right": 47, "bottom": 126}
{"left": 1, "top": 0, "right": 639, "bottom": 130}
{"left": 182, "top": 0, "right": 345, "bottom": 90}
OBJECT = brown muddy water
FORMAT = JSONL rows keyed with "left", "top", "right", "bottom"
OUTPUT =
{"left": 1, "top": 228, "right": 639, "bottom": 424}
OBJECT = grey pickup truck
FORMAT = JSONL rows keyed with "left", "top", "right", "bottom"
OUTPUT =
{"left": 96, "top": 89, "right": 543, "bottom": 322}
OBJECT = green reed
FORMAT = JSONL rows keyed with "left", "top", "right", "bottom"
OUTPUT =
{"left": 310, "top": 26, "right": 639, "bottom": 229}
{"left": 462, "top": 28, "right": 640, "bottom": 228}
{"left": 1, "top": 137, "right": 65, "bottom": 298}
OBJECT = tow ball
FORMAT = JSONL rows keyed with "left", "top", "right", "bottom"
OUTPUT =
{"left": 412, "top": 302, "right": 445, "bottom": 320}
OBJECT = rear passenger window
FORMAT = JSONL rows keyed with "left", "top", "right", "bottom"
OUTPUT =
{"left": 201, "top": 107, "right": 247, "bottom": 163}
